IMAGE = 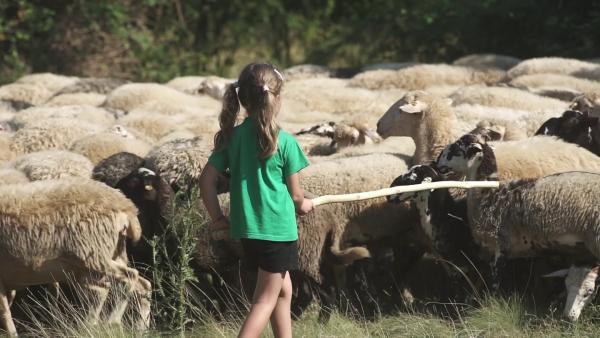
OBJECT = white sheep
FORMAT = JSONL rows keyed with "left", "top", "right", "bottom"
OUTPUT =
{"left": 360, "top": 62, "right": 417, "bottom": 72}
{"left": 43, "top": 93, "right": 107, "bottom": 107}
{"left": 194, "top": 76, "right": 235, "bottom": 100}
{"left": 348, "top": 64, "right": 506, "bottom": 90}
{"left": 102, "top": 83, "right": 221, "bottom": 115}
{"left": 165, "top": 76, "right": 208, "bottom": 93}
{"left": 0, "top": 133, "right": 15, "bottom": 165}
{"left": 70, "top": 131, "right": 152, "bottom": 165}
{"left": 0, "top": 83, "right": 53, "bottom": 106}
{"left": 15, "top": 73, "right": 79, "bottom": 94}
{"left": 283, "top": 64, "right": 331, "bottom": 80}
{"left": 448, "top": 85, "right": 568, "bottom": 112}
{"left": 509, "top": 73, "right": 600, "bottom": 95}
{"left": 507, "top": 57, "right": 600, "bottom": 80}
{"left": 8, "top": 150, "right": 93, "bottom": 181}
{"left": 0, "top": 168, "right": 29, "bottom": 185}
{"left": 10, "top": 105, "right": 116, "bottom": 130}
{"left": 0, "top": 178, "right": 151, "bottom": 335}
{"left": 53, "top": 77, "right": 129, "bottom": 95}
{"left": 9, "top": 118, "right": 102, "bottom": 155}
{"left": 376, "top": 91, "right": 556, "bottom": 164}
{"left": 452, "top": 53, "right": 521, "bottom": 70}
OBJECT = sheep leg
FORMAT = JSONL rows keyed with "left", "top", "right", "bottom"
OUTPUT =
{"left": 82, "top": 282, "right": 110, "bottom": 326}
{"left": 6, "top": 290, "right": 15, "bottom": 307}
{"left": 129, "top": 277, "right": 152, "bottom": 331}
{"left": 0, "top": 280, "right": 17, "bottom": 336}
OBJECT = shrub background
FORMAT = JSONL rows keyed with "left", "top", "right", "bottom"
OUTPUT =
{"left": 2, "top": 0, "right": 600, "bottom": 84}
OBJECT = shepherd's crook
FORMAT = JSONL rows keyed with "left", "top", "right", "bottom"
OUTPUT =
{"left": 311, "top": 180, "right": 499, "bottom": 206}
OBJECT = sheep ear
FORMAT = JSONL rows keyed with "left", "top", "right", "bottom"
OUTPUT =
{"left": 543, "top": 269, "right": 570, "bottom": 278}
{"left": 399, "top": 100, "right": 428, "bottom": 114}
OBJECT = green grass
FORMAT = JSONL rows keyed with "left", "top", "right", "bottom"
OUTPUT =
{"left": 7, "top": 190, "right": 600, "bottom": 337}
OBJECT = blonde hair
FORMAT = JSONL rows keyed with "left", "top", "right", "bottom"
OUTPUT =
{"left": 214, "top": 63, "right": 284, "bottom": 159}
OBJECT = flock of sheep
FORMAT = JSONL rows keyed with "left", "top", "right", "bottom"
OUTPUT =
{"left": 2, "top": 54, "right": 600, "bottom": 335}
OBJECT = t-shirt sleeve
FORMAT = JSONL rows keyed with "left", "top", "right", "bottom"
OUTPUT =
{"left": 208, "top": 148, "right": 229, "bottom": 172}
{"left": 282, "top": 136, "right": 310, "bottom": 177}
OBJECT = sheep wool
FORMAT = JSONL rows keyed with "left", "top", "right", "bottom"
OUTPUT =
{"left": 0, "top": 178, "right": 141, "bottom": 281}
{"left": 449, "top": 85, "right": 568, "bottom": 112}
{"left": 507, "top": 57, "right": 600, "bottom": 80}
{"left": 11, "top": 105, "right": 116, "bottom": 130}
{"left": 44, "top": 93, "right": 107, "bottom": 107}
{"left": 15, "top": 73, "right": 79, "bottom": 94}
{"left": 10, "top": 118, "right": 102, "bottom": 155}
{"left": 0, "top": 168, "right": 29, "bottom": 185}
{"left": 509, "top": 73, "right": 600, "bottom": 95}
{"left": 0, "top": 83, "right": 53, "bottom": 106}
{"left": 349, "top": 64, "right": 506, "bottom": 91}
{"left": 54, "top": 77, "right": 129, "bottom": 95}
{"left": 70, "top": 132, "right": 152, "bottom": 165}
{"left": 92, "top": 152, "right": 145, "bottom": 188}
{"left": 10, "top": 150, "right": 93, "bottom": 181}
{"left": 452, "top": 54, "right": 521, "bottom": 70}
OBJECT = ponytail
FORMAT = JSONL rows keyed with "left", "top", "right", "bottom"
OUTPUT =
{"left": 214, "top": 83, "right": 240, "bottom": 151}
{"left": 255, "top": 92, "right": 279, "bottom": 159}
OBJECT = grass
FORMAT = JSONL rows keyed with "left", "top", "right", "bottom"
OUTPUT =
{"left": 6, "top": 190, "right": 600, "bottom": 337}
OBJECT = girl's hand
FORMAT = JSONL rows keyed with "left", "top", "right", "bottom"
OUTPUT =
{"left": 210, "top": 215, "right": 230, "bottom": 240}
{"left": 297, "top": 198, "right": 314, "bottom": 216}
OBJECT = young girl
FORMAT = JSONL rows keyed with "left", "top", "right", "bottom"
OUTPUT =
{"left": 200, "top": 63, "right": 313, "bottom": 338}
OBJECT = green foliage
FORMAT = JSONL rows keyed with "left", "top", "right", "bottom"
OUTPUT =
{"left": 150, "top": 188, "right": 206, "bottom": 332}
{"left": 1, "top": 1, "right": 600, "bottom": 83}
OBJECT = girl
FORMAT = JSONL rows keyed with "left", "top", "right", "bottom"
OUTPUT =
{"left": 200, "top": 63, "right": 313, "bottom": 338}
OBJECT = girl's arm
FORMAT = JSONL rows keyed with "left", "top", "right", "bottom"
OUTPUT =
{"left": 200, "top": 163, "right": 229, "bottom": 229}
{"left": 285, "top": 173, "right": 313, "bottom": 215}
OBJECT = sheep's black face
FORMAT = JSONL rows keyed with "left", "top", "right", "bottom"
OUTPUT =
{"left": 387, "top": 165, "right": 438, "bottom": 203}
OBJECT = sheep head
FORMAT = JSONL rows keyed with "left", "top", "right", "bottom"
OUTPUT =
{"left": 387, "top": 164, "right": 439, "bottom": 203}
{"left": 536, "top": 110, "right": 600, "bottom": 153}
{"left": 544, "top": 265, "right": 600, "bottom": 322}
{"left": 377, "top": 91, "right": 452, "bottom": 138}
{"left": 570, "top": 93, "right": 600, "bottom": 118}
{"left": 437, "top": 133, "right": 497, "bottom": 180}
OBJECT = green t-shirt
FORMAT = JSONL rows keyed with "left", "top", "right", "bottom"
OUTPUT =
{"left": 208, "top": 117, "right": 309, "bottom": 241}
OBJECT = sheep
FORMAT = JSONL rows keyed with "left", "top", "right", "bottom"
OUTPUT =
{"left": 0, "top": 178, "right": 151, "bottom": 335}
{"left": 0, "top": 99, "right": 33, "bottom": 113}
{"left": 9, "top": 118, "right": 102, "bottom": 155}
{"left": 102, "top": 83, "right": 220, "bottom": 115}
{"left": 283, "top": 64, "right": 331, "bottom": 80}
{"left": 449, "top": 85, "right": 568, "bottom": 112}
{"left": 282, "top": 78, "right": 404, "bottom": 119}
{"left": 0, "top": 83, "right": 53, "bottom": 106}
{"left": 436, "top": 133, "right": 600, "bottom": 320}
{"left": 144, "top": 136, "right": 226, "bottom": 193}
{"left": 0, "top": 168, "right": 29, "bottom": 185}
{"left": 570, "top": 92, "right": 600, "bottom": 117}
{"left": 53, "top": 77, "right": 129, "bottom": 95}
{"left": 165, "top": 76, "right": 208, "bottom": 93}
{"left": 70, "top": 131, "right": 152, "bottom": 165}
{"left": 0, "top": 133, "right": 15, "bottom": 165}
{"left": 44, "top": 93, "right": 107, "bottom": 107}
{"left": 543, "top": 265, "right": 600, "bottom": 322}
{"left": 92, "top": 153, "right": 175, "bottom": 274}
{"left": 348, "top": 64, "right": 506, "bottom": 90}
{"left": 116, "top": 111, "right": 183, "bottom": 142}
{"left": 376, "top": 91, "right": 549, "bottom": 164}
{"left": 535, "top": 110, "right": 600, "bottom": 156}
{"left": 527, "top": 87, "right": 583, "bottom": 102}
{"left": 9, "top": 150, "right": 93, "bottom": 181}
{"left": 509, "top": 74, "right": 600, "bottom": 96}
{"left": 453, "top": 54, "right": 521, "bottom": 70}
{"left": 507, "top": 57, "right": 600, "bottom": 80}
{"left": 296, "top": 120, "right": 382, "bottom": 152}
{"left": 157, "top": 129, "right": 197, "bottom": 145}
{"left": 193, "top": 76, "right": 234, "bottom": 100}
{"left": 10, "top": 105, "right": 116, "bottom": 130}
{"left": 15, "top": 73, "right": 79, "bottom": 94}
{"left": 360, "top": 62, "right": 418, "bottom": 72}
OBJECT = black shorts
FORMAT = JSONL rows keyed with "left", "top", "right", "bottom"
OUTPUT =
{"left": 240, "top": 238, "right": 299, "bottom": 273}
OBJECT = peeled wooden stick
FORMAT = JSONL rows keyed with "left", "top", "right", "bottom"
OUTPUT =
{"left": 311, "top": 180, "right": 499, "bottom": 207}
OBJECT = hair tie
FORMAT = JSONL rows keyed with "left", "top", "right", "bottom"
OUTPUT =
{"left": 273, "top": 68, "right": 284, "bottom": 81}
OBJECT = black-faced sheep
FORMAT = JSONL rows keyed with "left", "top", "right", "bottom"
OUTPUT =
{"left": 570, "top": 92, "right": 600, "bottom": 117}
{"left": 0, "top": 179, "right": 151, "bottom": 335}
{"left": 535, "top": 110, "right": 600, "bottom": 156}
{"left": 437, "top": 134, "right": 600, "bottom": 320}
{"left": 92, "top": 152, "right": 175, "bottom": 273}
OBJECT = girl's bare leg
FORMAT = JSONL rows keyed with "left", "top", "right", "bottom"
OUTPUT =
{"left": 270, "top": 271, "right": 293, "bottom": 338}
{"left": 238, "top": 268, "right": 285, "bottom": 338}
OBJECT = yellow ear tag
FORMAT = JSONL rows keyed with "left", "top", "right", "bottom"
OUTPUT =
{"left": 144, "top": 185, "right": 153, "bottom": 191}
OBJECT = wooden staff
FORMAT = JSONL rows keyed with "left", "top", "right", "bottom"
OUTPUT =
{"left": 211, "top": 180, "right": 499, "bottom": 240}
{"left": 312, "top": 180, "right": 499, "bottom": 206}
